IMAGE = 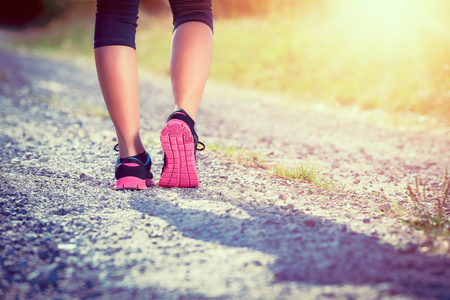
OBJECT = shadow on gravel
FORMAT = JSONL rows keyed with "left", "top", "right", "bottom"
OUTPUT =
{"left": 130, "top": 193, "right": 450, "bottom": 300}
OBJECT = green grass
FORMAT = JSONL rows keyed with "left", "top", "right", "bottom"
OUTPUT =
{"left": 208, "top": 143, "right": 266, "bottom": 167}
{"left": 208, "top": 143, "right": 333, "bottom": 190}
{"left": 272, "top": 162, "right": 333, "bottom": 190}
{"left": 210, "top": 16, "right": 450, "bottom": 123}
{"left": 8, "top": 6, "right": 95, "bottom": 58}
{"left": 406, "top": 217, "right": 450, "bottom": 238}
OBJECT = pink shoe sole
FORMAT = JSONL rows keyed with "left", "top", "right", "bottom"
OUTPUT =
{"left": 159, "top": 120, "right": 199, "bottom": 188}
{"left": 114, "top": 177, "right": 155, "bottom": 190}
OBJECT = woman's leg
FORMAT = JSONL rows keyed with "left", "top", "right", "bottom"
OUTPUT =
{"left": 95, "top": 45, "right": 145, "bottom": 159}
{"left": 170, "top": 21, "right": 213, "bottom": 121}
{"left": 168, "top": 0, "right": 213, "bottom": 121}
{"left": 94, "top": 0, "right": 143, "bottom": 159}
{"left": 158, "top": 1, "right": 213, "bottom": 188}
{"left": 94, "top": 0, "right": 153, "bottom": 190}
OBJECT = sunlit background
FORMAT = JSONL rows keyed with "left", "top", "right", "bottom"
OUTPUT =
{"left": 2, "top": 0, "right": 450, "bottom": 124}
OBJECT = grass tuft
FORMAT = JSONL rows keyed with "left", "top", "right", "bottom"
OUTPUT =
{"left": 406, "top": 169, "right": 450, "bottom": 218}
{"left": 439, "top": 168, "right": 450, "bottom": 219}
{"left": 209, "top": 142, "right": 335, "bottom": 190}
{"left": 405, "top": 168, "right": 450, "bottom": 237}
{"left": 208, "top": 143, "right": 266, "bottom": 167}
{"left": 407, "top": 217, "right": 450, "bottom": 238}
{"left": 209, "top": 143, "right": 333, "bottom": 189}
{"left": 272, "top": 162, "right": 333, "bottom": 190}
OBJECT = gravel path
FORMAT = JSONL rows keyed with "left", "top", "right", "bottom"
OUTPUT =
{"left": 1, "top": 48, "right": 450, "bottom": 300}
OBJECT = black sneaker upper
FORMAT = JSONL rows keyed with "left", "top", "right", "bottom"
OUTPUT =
{"left": 167, "top": 109, "right": 205, "bottom": 153}
{"left": 114, "top": 149, "right": 153, "bottom": 181}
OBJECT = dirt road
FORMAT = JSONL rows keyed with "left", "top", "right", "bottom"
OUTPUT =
{"left": 1, "top": 48, "right": 450, "bottom": 299}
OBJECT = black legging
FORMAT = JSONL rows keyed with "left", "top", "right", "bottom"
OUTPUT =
{"left": 94, "top": 0, "right": 213, "bottom": 49}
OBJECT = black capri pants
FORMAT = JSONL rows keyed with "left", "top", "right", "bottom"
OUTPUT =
{"left": 94, "top": 0, "right": 213, "bottom": 49}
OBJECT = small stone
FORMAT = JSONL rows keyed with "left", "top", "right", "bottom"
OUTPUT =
{"left": 274, "top": 267, "right": 300, "bottom": 281}
{"left": 5, "top": 245, "right": 15, "bottom": 256}
{"left": 28, "top": 262, "right": 63, "bottom": 290}
{"left": 303, "top": 219, "right": 316, "bottom": 228}
{"left": 57, "top": 243, "right": 77, "bottom": 251}
{"left": 376, "top": 283, "right": 393, "bottom": 292}
{"left": 85, "top": 279, "right": 95, "bottom": 289}
{"left": 284, "top": 204, "right": 294, "bottom": 210}
{"left": 377, "top": 204, "right": 391, "bottom": 213}
{"left": 398, "top": 243, "right": 418, "bottom": 254}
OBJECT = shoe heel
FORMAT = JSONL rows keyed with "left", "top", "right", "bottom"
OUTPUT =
{"left": 159, "top": 120, "right": 199, "bottom": 188}
{"left": 115, "top": 177, "right": 148, "bottom": 190}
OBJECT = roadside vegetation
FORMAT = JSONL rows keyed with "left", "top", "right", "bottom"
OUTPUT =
{"left": 208, "top": 143, "right": 266, "bottom": 168}
{"left": 208, "top": 143, "right": 333, "bottom": 190}
{"left": 272, "top": 163, "right": 333, "bottom": 190}
{"left": 405, "top": 170, "right": 450, "bottom": 238}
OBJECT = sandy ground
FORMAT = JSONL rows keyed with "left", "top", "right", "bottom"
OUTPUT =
{"left": 1, "top": 48, "right": 450, "bottom": 299}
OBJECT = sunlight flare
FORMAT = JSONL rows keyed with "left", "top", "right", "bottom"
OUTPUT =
{"left": 332, "top": 0, "right": 431, "bottom": 47}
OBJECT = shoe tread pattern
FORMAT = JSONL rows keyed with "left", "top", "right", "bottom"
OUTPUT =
{"left": 159, "top": 120, "right": 199, "bottom": 188}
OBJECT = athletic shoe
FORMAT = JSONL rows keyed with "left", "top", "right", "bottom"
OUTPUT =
{"left": 159, "top": 109, "right": 205, "bottom": 188}
{"left": 114, "top": 147, "right": 154, "bottom": 190}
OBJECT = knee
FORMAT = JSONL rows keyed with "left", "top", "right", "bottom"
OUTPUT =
{"left": 169, "top": 0, "right": 213, "bottom": 32}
